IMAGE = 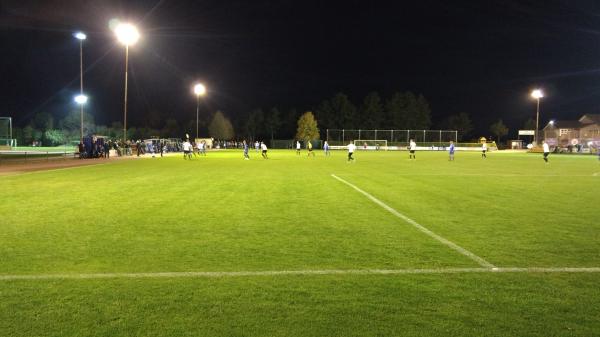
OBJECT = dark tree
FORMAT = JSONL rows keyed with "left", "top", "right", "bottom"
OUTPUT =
{"left": 490, "top": 119, "right": 509, "bottom": 143}
{"left": 244, "top": 108, "right": 265, "bottom": 140}
{"left": 209, "top": 111, "right": 235, "bottom": 140}
{"left": 281, "top": 108, "right": 300, "bottom": 139}
{"left": 414, "top": 94, "right": 432, "bottom": 130}
{"left": 315, "top": 99, "right": 337, "bottom": 129}
{"left": 359, "top": 92, "right": 384, "bottom": 128}
{"left": 385, "top": 92, "right": 408, "bottom": 128}
{"left": 33, "top": 111, "right": 54, "bottom": 130}
{"left": 162, "top": 119, "right": 180, "bottom": 138}
{"left": 265, "top": 107, "right": 282, "bottom": 141}
{"left": 445, "top": 112, "right": 473, "bottom": 141}
{"left": 523, "top": 118, "right": 536, "bottom": 131}
{"left": 315, "top": 93, "right": 357, "bottom": 129}
{"left": 331, "top": 93, "right": 358, "bottom": 129}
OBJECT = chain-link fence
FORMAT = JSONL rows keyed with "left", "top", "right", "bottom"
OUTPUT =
{"left": 326, "top": 129, "right": 457, "bottom": 146}
{"left": 0, "top": 117, "right": 12, "bottom": 148}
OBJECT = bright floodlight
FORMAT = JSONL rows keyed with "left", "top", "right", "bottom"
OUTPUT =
{"left": 549, "top": 120, "right": 555, "bottom": 125}
{"left": 531, "top": 89, "right": 544, "bottom": 99}
{"left": 115, "top": 23, "right": 140, "bottom": 46}
{"left": 194, "top": 83, "right": 206, "bottom": 96}
{"left": 74, "top": 94, "right": 88, "bottom": 104}
{"left": 74, "top": 32, "right": 87, "bottom": 40}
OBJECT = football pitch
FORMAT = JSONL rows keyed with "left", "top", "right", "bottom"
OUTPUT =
{"left": 1, "top": 150, "right": 599, "bottom": 336}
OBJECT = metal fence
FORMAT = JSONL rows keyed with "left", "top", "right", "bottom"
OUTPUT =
{"left": 326, "top": 129, "right": 458, "bottom": 146}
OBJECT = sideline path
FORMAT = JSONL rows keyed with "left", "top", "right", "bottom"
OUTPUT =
{"left": 0, "top": 155, "right": 145, "bottom": 176}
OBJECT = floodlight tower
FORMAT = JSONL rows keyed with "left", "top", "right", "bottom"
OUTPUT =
{"left": 531, "top": 89, "right": 544, "bottom": 145}
{"left": 114, "top": 23, "right": 140, "bottom": 143}
{"left": 74, "top": 32, "right": 86, "bottom": 141}
{"left": 193, "top": 83, "right": 206, "bottom": 139}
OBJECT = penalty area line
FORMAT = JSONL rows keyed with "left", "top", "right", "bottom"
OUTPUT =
{"left": 331, "top": 174, "right": 496, "bottom": 269}
{"left": 2, "top": 267, "right": 600, "bottom": 281}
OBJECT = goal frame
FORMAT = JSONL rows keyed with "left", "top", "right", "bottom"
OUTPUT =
{"left": 353, "top": 139, "right": 388, "bottom": 150}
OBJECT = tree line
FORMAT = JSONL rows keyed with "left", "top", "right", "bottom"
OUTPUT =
{"left": 11, "top": 91, "right": 532, "bottom": 146}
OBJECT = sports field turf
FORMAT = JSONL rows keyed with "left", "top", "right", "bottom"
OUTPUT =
{"left": 1, "top": 150, "right": 599, "bottom": 336}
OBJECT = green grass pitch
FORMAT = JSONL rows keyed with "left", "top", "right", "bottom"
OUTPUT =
{"left": 1, "top": 149, "right": 599, "bottom": 336}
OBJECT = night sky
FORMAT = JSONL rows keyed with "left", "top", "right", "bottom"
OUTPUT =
{"left": 2, "top": 0, "right": 600, "bottom": 135}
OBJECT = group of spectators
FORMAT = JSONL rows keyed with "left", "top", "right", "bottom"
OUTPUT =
{"left": 78, "top": 139, "right": 176, "bottom": 159}
{"left": 77, "top": 140, "right": 113, "bottom": 159}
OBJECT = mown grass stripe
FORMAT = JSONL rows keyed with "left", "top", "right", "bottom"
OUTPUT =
{"left": 331, "top": 174, "right": 497, "bottom": 268}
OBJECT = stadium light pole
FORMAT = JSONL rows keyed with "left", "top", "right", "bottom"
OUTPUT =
{"left": 74, "top": 32, "right": 86, "bottom": 141}
{"left": 114, "top": 23, "right": 140, "bottom": 144}
{"left": 531, "top": 89, "right": 544, "bottom": 145}
{"left": 193, "top": 83, "right": 206, "bottom": 139}
{"left": 75, "top": 94, "right": 88, "bottom": 105}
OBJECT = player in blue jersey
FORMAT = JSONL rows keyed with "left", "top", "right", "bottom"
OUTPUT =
{"left": 243, "top": 140, "right": 250, "bottom": 160}
{"left": 448, "top": 141, "right": 455, "bottom": 161}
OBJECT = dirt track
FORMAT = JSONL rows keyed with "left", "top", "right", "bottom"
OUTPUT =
{"left": 0, "top": 156, "right": 137, "bottom": 176}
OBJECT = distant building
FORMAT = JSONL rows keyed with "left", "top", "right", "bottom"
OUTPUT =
{"left": 543, "top": 114, "right": 600, "bottom": 149}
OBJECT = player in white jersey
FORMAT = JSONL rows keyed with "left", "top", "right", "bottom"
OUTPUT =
{"left": 347, "top": 142, "right": 356, "bottom": 162}
{"left": 182, "top": 140, "right": 193, "bottom": 160}
{"left": 261, "top": 141, "right": 268, "bottom": 159}
{"left": 481, "top": 142, "right": 487, "bottom": 159}
{"left": 542, "top": 140, "right": 550, "bottom": 163}
{"left": 409, "top": 139, "right": 417, "bottom": 159}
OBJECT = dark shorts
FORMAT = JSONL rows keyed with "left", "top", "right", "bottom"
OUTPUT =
{"left": 262, "top": 150, "right": 267, "bottom": 154}
{"left": 482, "top": 150, "right": 487, "bottom": 153}
{"left": 544, "top": 152, "right": 549, "bottom": 158}
{"left": 410, "top": 150, "right": 415, "bottom": 154}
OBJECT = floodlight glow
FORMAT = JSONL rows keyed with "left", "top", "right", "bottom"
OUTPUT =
{"left": 549, "top": 120, "right": 555, "bottom": 125}
{"left": 114, "top": 23, "right": 140, "bottom": 46}
{"left": 74, "top": 94, "right": 88, "bottom": 104}
{"left": 194, "top": 83, "right": 206, "bottom": 96}
{"left": 74, "top": 32, "right": 87, "bottom": 40}
{"left": 531, "top": 89, "right": 544, "bottom": 99}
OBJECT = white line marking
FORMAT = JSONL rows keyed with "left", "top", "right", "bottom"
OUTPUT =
{"left": 331, "top": 174, "right": 496, "bottom": 268}
{"left": 386, "top": 173, "right": 596, "bottom": 177}
{"left": 2, "top": 267, "right": 600, "bottom": 281}
{"left": 593, "top": 172, "right": 599, "bottom": 176}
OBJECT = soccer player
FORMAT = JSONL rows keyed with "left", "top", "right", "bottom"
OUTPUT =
{"left": 347, "top": 141, "right": 356, "bottom": 162}
{"left": 409, "top": 139, "right": 417, "bottom": 159}
{"left": 261, "top": 141, "right": 268, "bottom": 159}
{"left": 296, "top": 140, "right": 301, "bottom": 155}
{"left": 182, "top": 139, "right": 193, "bottom": 159}
{"left": 482, "top": 142, "right": 487, "bottom": 159}
{"left": 323, "top": 141, "right": 330, "bottom": 156}
{"left": 255, "top": 141, "right": 260, "bottom": 153}
{"left": 307, "top": 141, "right": 315, "bottom": 157}
{"left": 448, "top": 141, "right": 455, "bottom": 161}
{"left": 542, "top": 140, "right": 550, "bottom": 163}
{"left": 243, "top": 140, "right": 250, "bottom": 160}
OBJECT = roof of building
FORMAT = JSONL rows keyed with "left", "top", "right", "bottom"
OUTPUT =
{"left": 579, "top": 114, "right": 600, "bottom": 124}
{"left": 544, "top": 120, "right": 581, "bottom": 130}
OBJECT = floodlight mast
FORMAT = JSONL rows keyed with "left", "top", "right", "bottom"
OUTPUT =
{"left": 531, "top": 89, "right": 544, "bottom": 145}
{"left": 193, "top": 83, "right": 206, "bottom": 139}
{"left": 74, "top": 32, "right": 86, "bottom": 141}
{"left": 114, "top": 23, "right": 140, "bottom": 144}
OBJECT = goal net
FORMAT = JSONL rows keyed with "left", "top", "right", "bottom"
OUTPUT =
{"left": 353, "top": 140, "right": 388, "bottom": 150}
{"left": 0, "top": 117, "right": 13, "bottom": 148}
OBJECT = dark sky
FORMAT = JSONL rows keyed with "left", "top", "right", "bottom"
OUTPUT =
{"left": 2, "top": 0, "right": 600, "bottom": 135}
